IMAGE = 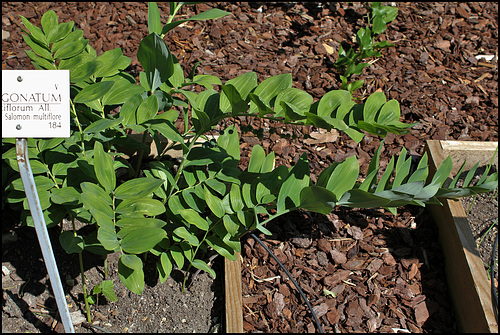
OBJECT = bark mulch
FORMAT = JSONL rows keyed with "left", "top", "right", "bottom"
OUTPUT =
{"left": 2, "top": 1, "right": 498, "bottom": 333}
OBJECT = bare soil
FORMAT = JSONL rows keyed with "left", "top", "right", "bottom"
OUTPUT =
{"left": 2, "top": 1, "right": 498, "bottom": 333}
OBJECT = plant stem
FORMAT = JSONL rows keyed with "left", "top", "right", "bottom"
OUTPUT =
{"left": 70, "top": 99, "right": 86, "bottom": 156}
{"left": 466, "top": 194, "right": 477, "bottom": 216}
{"left": 166, "top": 133, "right": 201, "bottom": 199}
{"left": 167, "top": 3, "right": 183, "bottom": 24}
{"left": 72, "top": 217, "right": 91, "bottom": 323}
{"left": 181, "top": 225, "right": 211, "bottom": 293}
{"left": 79, "top": 251, "right": 92, "bottom": 323}
{"left": 478, "top": 218, "right": 498, "bottom": 247}
{"left": 133, "top": 131, "right": 149, "bottom": 178}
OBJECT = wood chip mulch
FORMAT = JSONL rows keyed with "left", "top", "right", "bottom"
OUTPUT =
{"left": 2, "top": 2, "right": 498, "bottom": 333}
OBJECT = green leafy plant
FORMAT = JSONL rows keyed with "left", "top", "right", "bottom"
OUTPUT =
{"left": 2, "top": 2, "right": 498, "bottom": 325}
{"left": 335, "top": 2, "right": 398, "bottom": 94}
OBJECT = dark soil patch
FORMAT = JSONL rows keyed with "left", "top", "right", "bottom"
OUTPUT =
{"left": 2, "top": 211, "right": 224, "bottom": 333}
{"left": 462, "top": 191, "right": 499, "bottom": 286}
{"left": 2, "top": 1, "right": 498, "bottom": 333}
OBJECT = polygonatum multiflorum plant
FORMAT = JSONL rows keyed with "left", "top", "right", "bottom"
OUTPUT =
{"left": 2, "top": 2, "right": 498, "bottom": 323}
{"left": 335, "top": 2, "right": 399, "bottom": 94}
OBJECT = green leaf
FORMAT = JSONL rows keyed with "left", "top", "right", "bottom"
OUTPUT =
{"left": 170, "top": 246, "right": 185, "bottom": 269}
{"left": 274, "top": 88, "right": 313, "bottom": 118}
{"left": 120, "top": 254, "right": 143, "bottom": 271}
{"left": 136, "top": 94, "right": 159, "bottom": 124}
{"left": 54, "top": 40, "right": 88, "bottom": 59}
{"left": 325, "top": 155, "right": 359, "bottom": 200}
{"left": 120, "top": 93, "right": 143, "bottom": 125}
{"left": 463, "top": 162, "right": 480, "bottom": 188}
{"left": 23, "top": 188, "right": 50, "bottom": 210}
{"left": 59, "top": 231, "right": 84, "bottom": 254}
{"left": 137, "top": 33, "right": 174, "bottom": 92}
{"left": 317, "top": 90, "right": 351, "bottom": 118}
{"left": 277, "top": 153, "right": 310, "bottom": 212}
{"left": 374, "top": 156, "right": 394, "bottom": 193}
{"left": 191, "top": 74, "right": 222, "bottom": 89}
{"left": 363, "top": 91, "right": 386, "bottom": 123}
{"left": 220, "top": 71, "right": 257, "bottom": 113}
{"left": 115, "top": 177, "right": 164, "bottom": 200}
{"left": 204, "top": 186, "right": 225, "bottom": 218}
{"left": 160, "top": 8, "right": 230, "bottom": 35}
{"left": 50, "top": 187, "right": 81, "bottom": 205}
{"left": 206, "top": 235, "right": 237, "bottom": 261}
{"left": 249, "top": 73, "right": 293, "bottom": 114}
{"left": 97, "top": 280, "right": 117, "bottom": 301}
{"left": 70, "top": 60, "right": 99, "bottom": 83}
{"left": 148, "top": 2, "right": 162, "bottom": 35}
{"left": 393, "top": 152, "right": 412, "bottom": 187}
{"left": 217, "top": 125, "right": 241, "bottom": 162}
{"left": 22, "top": 34, "right": 53, "bottom": 61}
{"left": 229, "top": 183, "right": 244, "bottom": 212}
{"left": 121, "top": 228, "right": 167, "bottom": 254}
{"left": 102, "top": 81, "right": 145, "bottom": 106}
{"left": 74, "top": 81, "right": 114, "bottom": 103}
{"left": 299, "top": 186, "right": 337, "bottom": 215}
{"left": 356, "top": 27, "right": 373, "bottom": 50}
{"left": 116, "top": 218, "right": 167, "bottom": 229}
{"left": 408, "top": 153, "right": 429, "bottom": 183}
{"left": 97, "top": 226, "right": 120, "bottom": 251}
{"left": 118, "top": 256, "right": 144, "bottom": 295}
{"left": 248, "top": 93, "right": 274, "bottom": 116}
{"left": 116, "top": 198, "right": 166, "bottom": 217}
{"left": 81, "top": 183, "right": 114, "bottom": 226}
{"left": 448, "top": 160, "right": 467, "bottom": 189}
{"left": 248, "top": 145, "right": 266, "bottom": 173}
{"left": 166, "top": 55, "right": 185, "bottom": 88}
{"left": 83, "top": 231, "right": 115, "bottom": 255}
{"left": 93, "top": 141, "right": 116, "bottom": 194}
{"left": 376, "top": 99, "right": 400, "bottom": 125}
{"left": 149, "top": 120, "right": 185, "bottom": 144}
{"left": 26, "top": 159, "right": 50, "bottom": 175}
{"left": 47, "top": 21, "right": 74, "bottom": 44}
{"left": 20, "top": 15, "right": 48, "bottom": 47}
{"left": 157, "top": 252, "right": 173, "bottom": 284}
{"left": 83, "top": 116, "right": 124, "bottom": 134}
{"left": 173, "top": 226, "right": 200, "bottom": 246}
{"left": 51, "top": 29, "right": 84, "bottom": 54}
{"left": 261, "top": 151, "right": 276, "bottom": 173}
{"left": 178, "top": 209, "right": 209, "bottom": 230}
{"left": 41, "top": 10, "right": 58, "bottom": 37}
{"left": 223, "top": 214, "right": 240, "bottom": 236}
{"left": 25, "top": 50, "right": 56, "bottom": 70}
{"left": 190, "top": 259, "right": 216, "bottom": 279}
{"left": 337, "top": 189, "right": 391, "bottom": 208}
{"left": 81, "top": 182, "right": 112, "bottom": 205}
{"left": 94, "top": 48, "right": 131, "bottom": 78}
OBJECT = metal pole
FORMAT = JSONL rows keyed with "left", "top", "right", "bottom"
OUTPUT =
{"left": 15, "top": 138, "right": 75, "bottom": 333}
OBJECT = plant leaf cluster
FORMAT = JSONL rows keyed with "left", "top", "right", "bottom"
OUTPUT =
{"left": 334, "top": 2, "right": 399, "bottom": 93}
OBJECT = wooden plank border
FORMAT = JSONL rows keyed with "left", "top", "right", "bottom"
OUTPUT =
{"left": 225, "top": 253, "right": 244, "bottom": 333}
{"left": 425, "top": 140, "right": 498, "bottom": 333}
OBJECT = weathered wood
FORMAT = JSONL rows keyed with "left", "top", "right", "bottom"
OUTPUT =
{"left": 438, "top": 140, "right": 498, "bottom": 175}
{"left": 425, "top": 140, "right": 498, "bottom": 333}
{"left": 225, "top": 253, "right": 244, "bottom": 333}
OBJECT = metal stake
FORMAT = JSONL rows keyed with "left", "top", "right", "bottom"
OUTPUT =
{"left": 15, "top": 138, "right": 75, "bottom": 333}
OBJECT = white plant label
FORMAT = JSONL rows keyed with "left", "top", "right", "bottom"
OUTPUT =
{"left": 2, "top": 70, "right": 70, "bottom": 138}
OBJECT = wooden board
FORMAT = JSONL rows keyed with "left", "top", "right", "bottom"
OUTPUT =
{"left": 225, "top": 253, "right": 244, "bottom": 333}
{"left": 425, "top": 140, "right": 498, "bottom": 333}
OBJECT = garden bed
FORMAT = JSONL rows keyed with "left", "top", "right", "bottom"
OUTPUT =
{"left": 2, "top": 2, "right": 498, "bottom": 333}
